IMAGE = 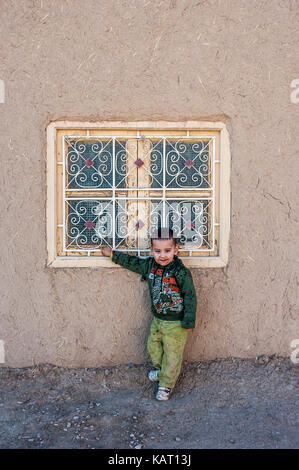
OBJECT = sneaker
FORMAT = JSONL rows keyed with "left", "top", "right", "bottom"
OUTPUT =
{"left": 156, "top": 386, "right": 172, "bottom": 401}
{"left": 148, "top": 369, "right": 159, "bottom": 382}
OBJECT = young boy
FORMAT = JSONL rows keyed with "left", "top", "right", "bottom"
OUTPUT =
{"left": 101, "top": 228, "right": 197, "bottom": 401}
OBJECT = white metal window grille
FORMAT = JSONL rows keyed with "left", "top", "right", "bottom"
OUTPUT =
{"left": 62, "top": 134, "right": 215, "bottom": 255}
{"left": 47, "top": 121, "right": 230, "bottom": 268}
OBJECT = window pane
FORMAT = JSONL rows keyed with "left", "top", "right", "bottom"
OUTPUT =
{"left": 66, "top": 199, "right": 113, "bottom": 249}
{"left": 149, "top": 139, "right": 212, "bottom": 189}
{"left": 66, "top": 198, "right": 130, "bottom": 250}
{"left": 66, "top": 139, "right": 128, "bottom": 189}
{"left": 62, "top": 135, "right": 215, "bottom": 254}
{"left": 150, "top": 199, "right": 212, "bottom": 249}
{"left": 165, "top": 140, "right": 211, "bottom": 189}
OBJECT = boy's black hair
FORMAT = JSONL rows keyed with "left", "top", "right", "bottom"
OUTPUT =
{"left": 150, "top": 227, "right": 178, "bottom": 246}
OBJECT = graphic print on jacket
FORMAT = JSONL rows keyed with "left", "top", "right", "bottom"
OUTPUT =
{"left": 150, "top": 266, "right": 184, "bottom": 315}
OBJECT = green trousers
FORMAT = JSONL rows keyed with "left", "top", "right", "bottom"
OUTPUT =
{"left": 147, "top": 317, "right": 189, "bottom": 389}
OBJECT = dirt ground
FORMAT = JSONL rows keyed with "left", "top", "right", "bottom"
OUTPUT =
{"left": 0, "top": 356, "right": 298, "bottom": 449}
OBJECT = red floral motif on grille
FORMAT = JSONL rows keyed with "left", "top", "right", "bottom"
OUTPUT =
{"left": 85, "top": 219, "right": 95, "bottom": 230}
{"left": 135, "top": 220, "right": 144, "bottom": 229}
{"left": 134, "top": 158, "right": 144, "bottom": 168}
{"left": 84, "top": 158, "right": 93, "bottom": 167}
{"left": 185, "top": 158, "right": 194, "bottom": 169}
{"left": 185, "top": 221, "right": 195, "bottom": 230}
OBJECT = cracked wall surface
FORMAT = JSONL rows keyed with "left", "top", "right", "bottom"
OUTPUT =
{"left": 0, "top": 0, "right": 298, "bottom": 367}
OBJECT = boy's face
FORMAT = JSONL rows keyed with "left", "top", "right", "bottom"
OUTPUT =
{"left": 150, "top": 238, "right": 179, "bottom": 267}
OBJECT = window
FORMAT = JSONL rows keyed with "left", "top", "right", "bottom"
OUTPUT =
{"left": 46, "top": 121, "right": 230, "bottom": 268}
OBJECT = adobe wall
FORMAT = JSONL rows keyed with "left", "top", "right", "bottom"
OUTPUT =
{"left": 0, "top": 0, "right": 298, "bottom": 366}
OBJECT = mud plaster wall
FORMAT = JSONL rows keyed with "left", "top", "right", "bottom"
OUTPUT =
{"left": 0, "top": 0, "right": 298, "bottom": 367}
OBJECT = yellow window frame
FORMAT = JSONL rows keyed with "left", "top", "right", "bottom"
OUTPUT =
{"left": 46, "top": 121, "right": 230, "bottom": 268}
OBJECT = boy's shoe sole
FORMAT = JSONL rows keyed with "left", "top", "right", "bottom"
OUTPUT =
{"left": 148, "top": 369, "right": 159, "bottom": 382}
{"left": 156, "top": 387, "right": 172, "bottom": 401}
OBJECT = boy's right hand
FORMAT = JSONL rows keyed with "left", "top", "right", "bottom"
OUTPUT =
{"left": 101, "top": 246, "right": 112, "bottom": 257}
